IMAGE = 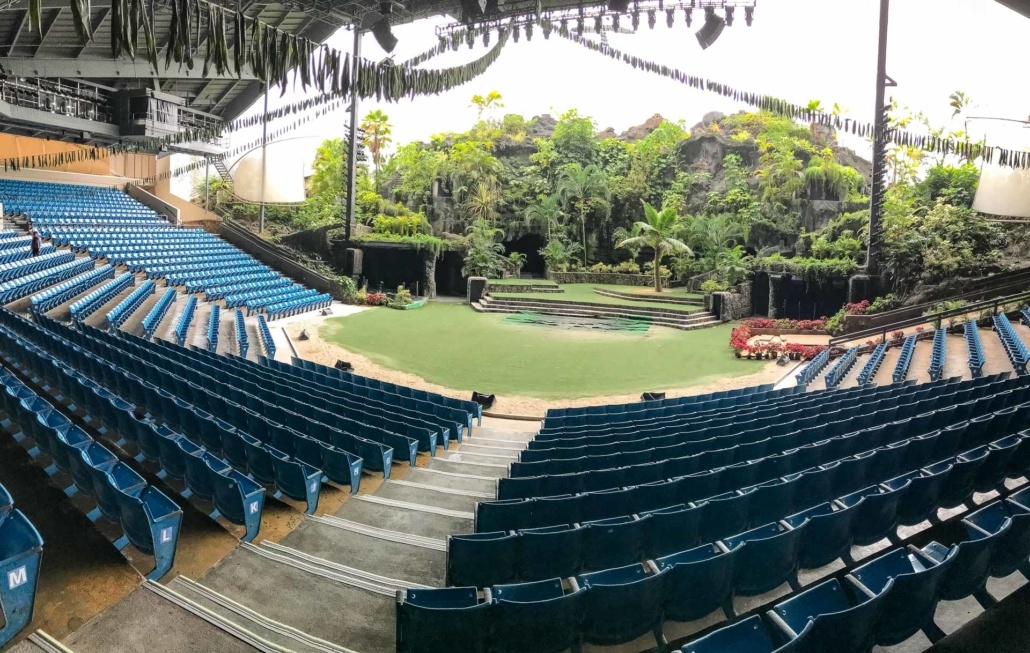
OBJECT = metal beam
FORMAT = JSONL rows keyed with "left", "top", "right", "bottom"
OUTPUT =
{"left": 73, "top": 7, "right": 112, "bottom": 57}
{"left": 31, "top": 8, "right": 63, "bottom": 57}
{"left": 0, "top": 57, "right": 260, "bottom": 80}
{"left": 2, "top": 10, "right": 29, "bottom": 55}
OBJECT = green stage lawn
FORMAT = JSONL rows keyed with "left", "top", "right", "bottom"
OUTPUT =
{"left": 490, "top": 283, "right": 703, "bottom": 313}
{"left": 486, "top": 278, "right": 555, "bottom": 285}
{"left": 320, "top": 303, "right": 755, "bottom": 399}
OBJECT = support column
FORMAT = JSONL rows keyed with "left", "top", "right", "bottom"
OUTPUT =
{"left": 866, "top": 0, "right": 891, "bottom": 276}
{"left": 344, "top": 26, "right": 361, "bottom": 244}
{"left": 768, "top": 274, "right": 782, "bottom": 319}
{"left": 259, "top": 78, "right": 270, "bottom": 233}
{"left": 204, "top": 157, "right": 210, "bottom": 213}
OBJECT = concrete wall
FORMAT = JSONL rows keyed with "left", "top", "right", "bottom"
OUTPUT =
{"left": 150, "top": 156, "right": 221, "bottom": 224}
{"left": 0, "top": 134, "right": 153, "bottom": 180}
{"left": 712, "top": 282, "right": 752, "bottom": 322}
{"left": 125, "top": 184, "right": 179, "bottom": 222}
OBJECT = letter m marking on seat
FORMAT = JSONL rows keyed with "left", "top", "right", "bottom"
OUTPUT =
{"left": 7, "top": 566, "right": 27, "bottom": 590}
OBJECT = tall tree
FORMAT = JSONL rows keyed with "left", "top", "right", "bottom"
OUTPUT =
{"left": 525, "top": 193, "right": 564, "bottom": 241}
{"left": 617, "top": 201, "right": 692, "bottom": 292}
{"left": 308, "top": 137, "right": 346, "bottom": 199}
{"left": 361, "top": 109, "right": 393, "bottom": 192}
{"left": 557, "top": 163, "right": 611, "bottom": 264}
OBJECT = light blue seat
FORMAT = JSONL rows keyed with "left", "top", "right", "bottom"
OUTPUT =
{"left": 0, "top": 509, "right": 44, "bottom": 649}
{"left": 656, "top": 542, "right": 738, "bottom": 622}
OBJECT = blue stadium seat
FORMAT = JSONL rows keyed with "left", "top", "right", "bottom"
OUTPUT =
{"left": 491, "top": 578, "right": 585, "bottom": 653}
{"left": 396, "top": 587, "right": 490, "bottom": 653}
{"left": 447, "top": 531, "right": 518, "bottom": 588}
{"left": 723, "top": 521, "right": 804, "bottom": 596}
{"left": 0, "top": 509, "right": 44, "bottom": 649}
{"left": 768, "top": 576, "right": 889, "bottom": 653}
{"left": 656, "top": 542, "right": 738, "bottom": 622}
{"left": 577, "top": 563, "right": 668, "bottom": 646}
{"left": 681, "top": 615, "right": 810, "bottom": 653}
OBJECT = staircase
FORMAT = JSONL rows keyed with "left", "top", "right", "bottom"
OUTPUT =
{"left": 212, "top": 158, "right": 233, "bottom": 184}
{"left": 473, "top": 294, "right": 721, "bottom": 331}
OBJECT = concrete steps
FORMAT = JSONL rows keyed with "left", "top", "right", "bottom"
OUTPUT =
{"left": 593, "top": 287, "right": 703, "bottom": 306}
{"left": 475, "top": 295, "right": 721, "bottom": 331}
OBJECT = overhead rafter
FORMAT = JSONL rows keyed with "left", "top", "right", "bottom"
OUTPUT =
{"left": 31, "top": 8, "right": 64, "bottom": 57}
{"left": 72, "top": 7, "right": 112, "bottom": 57}
{"left": 0, "top": 57, "right": 260, "bottom": 80}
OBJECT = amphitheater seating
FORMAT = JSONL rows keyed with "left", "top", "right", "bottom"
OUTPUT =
{"left": 30, "top": 264, "right": 114, "bottom": 315}
{"left": 174, "top": 296, "right": 197, "bottom": 347}
{"left": 544, "top": 384, "right": 775, "bottom": 423}
{"left": 69, "top": 274, "right": 133, "bottom": 322}
{"left": 207, "top": 304, "right": 221, "bottom": 353}
{"left": 0, "top": 243, "right": 55, "bottom": 265}
{"left": 825, "top": 347, "right": 859, "bottom": 389}
{"left": 928, "top": 328, "right": 947, "bottom": 381}
{"left": 142, "top": 289, "right": 176, "bottom": 341}
{"left": 0, "top": 354, "right": 181, "bottom": 580}
{"left": 856, "top": 343, "right": 886, "bottom": 386}
{"left": 234, "top": 309, "right": 249, "bottom": 358}
{"left": 994, "top": 313, "right": 1029, "bottom": 375}
{"left": 0, "top": 179, "right": 158, "bottom": 224}
{"left": 0, "top": 258, "right": 95, "bottom": 304}
{"left": 0, "top": 251, "right": 73, "bottom": 284}
{"left": 107, "top": 279, "right": 155, "bottom": 331}
{"left": 256, "top": 315, "right": 275, "bottom": 359}
{"left": 965, "top": 320, "right": 986, "bottom": 379}
{"left": 266, "top": 292, "right": 333, "bottom": 321}
{"left": 893, "top": 334, "right": 918, "bottom": 383}
{"left": 796, "top": 349, "right": 830, "bottom": 386}
{"left": 0, "top": 482, "right": 44, "bottom": 649}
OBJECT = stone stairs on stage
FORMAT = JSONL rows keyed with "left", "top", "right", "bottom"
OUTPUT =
{"left": 472, "top": 293, "right": 721, "bottom": 330}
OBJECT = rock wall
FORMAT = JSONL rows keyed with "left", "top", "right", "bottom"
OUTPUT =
{"left": 712, "top": 283, "right": 752, "bottom": 322}
{"left": 547, "top": 272, "right": 668, "bottom": 286}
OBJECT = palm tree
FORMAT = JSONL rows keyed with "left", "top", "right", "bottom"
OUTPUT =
{"left": 308, "top": 137, "right": 346, "bottom": 198}
{"left": 361, "top": 109, "right": 392, "bottom": 192}
{"left": 462, "top": 218, "right": 507, "bottom": 278}
{"left": 461, "top": 180, "right": 501, "bottom": 224}
{"left": 557, "top": 163, "right": 611, "bottom": 265}
{"left": 525, "top": 193, "right": 564, "bottom": 241}
{"left": 617, "top": 201, "right": 692, "bottom": 292}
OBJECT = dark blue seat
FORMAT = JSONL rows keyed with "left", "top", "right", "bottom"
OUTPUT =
{"left": 768, "top": 576, "right": 889, "bottom": 653}
{"left": 795, "top": 463, "right": 839, "bottom": 506}
{"left": 268, "top": 447, "right": 321, "bottom": 514}
{"left": 974, "top": 435, "right": 1020, "bottom": 492}
{"left": 724, "top": 521, "right": 804, "bottom": 596}
{"left": 967, "top": 492, "right": 1030, "bottom": 578}
{"left": 681, "top": 614, "right": 809, "bottom": 653}
{"left": 642, "top": 504, "right": 701, "bottom": 558}
{"left": 210, "top": 468, "right": 264, "bottom": 542}
{"left": 924, "top": 518, "right": 1011, "bottom": 602}
{"left": 183, "top": 449, "right": 230, "bottom": 501}
{"left": 396, "top": 587, "right": 489, "bottom": 653}
{"left": 850, "top": 544, "right": 959, "bottom": 646}
{"left": 115, "top": 485, "right": 183, "bottom": 580}
{"left": 784, "top": 501, "right": 857, "bottom": 569}
{"left": 0, "top": 509, "right": 44, "bottom": 649}
{"left": 699, "top": 490, "right": 753, "bottom": 543}
{"left": 656, "top": 542, "right": 738, "bottom": 622}
{"left": 748, "top": 475, "right": 801, "bottom": 528}
{"left": 883, "top": 467, "right": 949, "bottom": 527}
{"left": 578, "top": 563, "right": 668, "bottom": 646}
{"left": 518, "top": 524, "right": 582, "bottom": 581}
{"left": 836, "top": 484, "right": 904, "bottom": 547}
{"left": 582, "top": 516, "right": 646, "bottom": 572}
{"left": 491, "top": 578, "right": 585, "bottom": 653}
{"left": 937, "top": 448, "right": 989, "bottom": 508}
{"left": 447, "top": 531, "right": 518, "bottom": 588}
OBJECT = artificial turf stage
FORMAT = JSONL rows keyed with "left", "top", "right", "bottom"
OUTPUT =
{"left": 489, "top": 283, "right": 704, "bottom": 313}
{"left": 320, "top": 302, "right": 758, "bottom": 399}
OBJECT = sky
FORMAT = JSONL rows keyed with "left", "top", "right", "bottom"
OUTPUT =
{"left": 176, "top": 0, "right": 1030, "bottom": 198}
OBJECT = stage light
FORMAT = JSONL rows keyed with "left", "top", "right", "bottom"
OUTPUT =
{"left": 631, "top": 9, "right": 640, "bottom": 30}
{"left": 512, "top": 23, "right": 520, "bottom": 41}
{"left": 647, "top": 9, "right": 656, "bottom": 29}
{"left": 745, "top": 6, "right": 754, "bottom": 26}
{"left": 594, "top": 14, "right": 603, "bottom": 32}
{"left": 666, "top": 8, "right": 675, "bottom": 27}
{"left": 696, "top": 7, "right": 725, "bottom": 49}
{"left": 361, "top": 4, "right": 398, "bottom": 53}
{"left": 683, "top": 7, "right": 693, "bottom": 26}
{"left": 724, "top": 6, "right": 735, "bottom": 26}
{"left": 608, "top": 0, "right": 629, "bottom": 11}
{"left": 525, "top": 21, "right": 534, "bottom": 40}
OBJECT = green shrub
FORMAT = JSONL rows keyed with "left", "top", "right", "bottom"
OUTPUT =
{"left": 613, "top": 261, "right": 641, "bottom": 274}
{"left": 701, "top": 279, "right": 730, "bottom": 294}
{"left": 867, "top": 293, "right": 900, "bottom": 314}
{"left": 590, "top": 262, "right": 614, "bottom": 273}
{"left": 389, "top": 285, "right": 414, "bottom": 307}
{"left": 824, "top": 307, "right": 848, "bottom": 336}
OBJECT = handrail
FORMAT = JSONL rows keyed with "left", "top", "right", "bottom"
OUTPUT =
{"left": 829, "top": 289, "right": 1030, "bottom": 346}
{"left": 851, "top": 271, "right": 1030, "bottom": 325}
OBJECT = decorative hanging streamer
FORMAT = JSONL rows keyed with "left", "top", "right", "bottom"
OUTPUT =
{"left": 551, "top": 22, "right": 1030, "bottom": 171}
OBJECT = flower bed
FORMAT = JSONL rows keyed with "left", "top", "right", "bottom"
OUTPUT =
{"left": 739, "top": 317, "right": 828, "bottom": 331}
{"left": 730, "top": 320, "right": 828, "bottom": 360}
{"left": 547, "top": 272, "right": 671, "bottom": 287}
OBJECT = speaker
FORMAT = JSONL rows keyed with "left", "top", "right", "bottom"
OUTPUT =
{"left": 467, "top": 277, "right": 488, "bottom": 304}
{"left": 472, "top": 392, "right": 496, "bottom": 409}
{"left": 335, "top": 360, "right": 354, "bottom": 372}
{"left": 696, "top": 13, "right": 725, "bottom": 49}
{"left": 641, "top": 392, "right": 666, "bottom": 402}
{"left": 344, "top": 248, "right": 363, "bottom": 277}
{"left": 370, "top": 17, "right": 398, "bottom": 53}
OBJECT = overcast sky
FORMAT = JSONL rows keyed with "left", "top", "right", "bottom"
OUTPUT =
{"left": 181, "top": 0, "right": 1030, "bottom": 198}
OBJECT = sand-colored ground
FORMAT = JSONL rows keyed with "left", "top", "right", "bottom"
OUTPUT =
{"left": 283, "top": 309, "right": 786, "bottom": 418}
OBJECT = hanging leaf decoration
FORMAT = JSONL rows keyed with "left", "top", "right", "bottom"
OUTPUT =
{"left": 29, "top": 0, "right": 43, "bottom": 38}
{"left": 70, "top": 0, "right": 93, "bottom": 45}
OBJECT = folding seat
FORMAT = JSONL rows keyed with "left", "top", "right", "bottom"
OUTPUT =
{"left": 936, "top": 448, "right": 989, "bottom": 509}
{"left": 784, "top": 501, "right": 858, "bottom": 569}
{"left": 682, "top": 614, "right": 808, "bottom": 653}
{"left": 974, "top": 435, "right": 1021, "bottom": 493}
{"left": 1011, "top": 433, "right": 1030, "bottom": 477}
{"left": 768, "top": 576, "right": 888, "bottom": 653}
{"left": 183, "top": 448, "right": 231, "bottom": 501}
{"left": 924, "top": 519, "right": 1011, "bottom": 603}
{"left": 517, "top": 524, "right": 583, "bottom": 581}
{"left": 736, "top": 438, "right": 772, "bottom": 463}
{"left": 965, "top": 495, "right": 1030, "bottom": 578}
{"left": 871, "top": 440, "right": 909, "bottom": 481}
{"left": 268, "top": 448, "right": 321, "bottom": 514}
{"left": 318, "top": 445, "right": 363, "bottom": 493}
{"left": 241, "top": 436, "right": 276, "bottom": 486}
{"left": 156, "top": 431, "right": 196, "bottom": 481}
{"left": 396, "top": 587, "right": 490, "bottom": 653}
{"left": 210, "top": 468, "right": 264, "bottom": 542}
{"left": 641, "top": 504, "right": 701, "bottom": 558}
{"left": 724, "top": 521, "right": 804, "bottom": 596}
{"left": 49, "top": 425, "right": 92, "bottom": 474}
{"left": 491, "top": 578, "right": 585, "bottom": 653}
{"left": 447, "top": 531, "right": 519, "bottom": 588}
{"left": 115, "top": 484, "right": 182, "bottom": 580}
{"left": 623, "top": 462, "right": 662, "bottom": 487}
{"left": 933, "top": 421, "right": 967, "bottom": 462}
{"left": 497, "top": 476, "right": 546, "bottom": 501}
{"left": 850, "top": 544, "right": 958, "bottom": 646}
{"left": 792, "top": 441, "right": 829, "bottom": 472}
{"left": 0, "top": 509, "right": 44, "bottom": 649}
{"left": 69, "top": 442, "right": 116, "bottom": 496}
{"left": 836, "top": 484, "right": 904, "bottom": 547}
{"left": 581, "top": 467, "right": 626, "bottom": 494}
{"left": 699, "top": 490, "right": 754, "bottom": 543}
{"left": 578, "top": 563, "right": 668, "bottom": 646}
{"left": 720, "top": 461, "right": 759, "bottom": 493}
{"left": 903, "top": 431, "right": 941, "bottom": 470}
{"left": 696, "top": 447, "right": 735, "bottom": 472}
{"left": 580, "top": 487, "right": 633, "bottom": 523}
{"left": 885, "top": 466, "right": 950, "bottom": 526}
{"left": 748, "top": 475, "right": 801, "bottom": 528}
{"left": 582, "top": 515, "right": 647, "bottom": 572}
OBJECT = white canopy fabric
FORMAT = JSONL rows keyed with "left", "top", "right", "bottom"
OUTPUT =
{"left": 229, "top": 137, "right": 319, "bottom": 204}
{"left": 969, "top": 118, "right": 1030, "bottom": 218}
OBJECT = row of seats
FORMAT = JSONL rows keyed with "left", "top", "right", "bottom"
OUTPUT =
{"left": 218, "top": 278, "right": 294, "bottom": 307}
{"left": 142, "top": 289, "right": 177, "bottom": 341}
{"left": 106, "top": 280, "right": 155, "bottom": 332}
{"left": 481, "top": 375, "right": 1026, "bottom": 531}
{"left": 405, "top": 479, "right": 1030, "bottom": 653}
{"left": 0, "top": 319, "right": 266, "bottom": 543}
{"left": 928, "top": 328, "right": 947, "bottom": 381}
{"left": 279, "top": 356, "right": 482, "bottom": 434}
{"left": 0, "top": 251, "right": 74, "bottom": 284}
{"left": 0, "top": 243, "right": 55, "bottom": 265}
{"left": 0, "top": 355, "right": 181, "bottom": 580}
{"left": 0, "top": 482, "right": 44, "bottom": 649}
{"left": 69, "top": 274, "right": 134, "bottom": 322}
{"left": 537, "top": 386, "right": 806, "bottom": 439}
{"left": 266, "top": 292, "right": 332, "bottom": 321}
{"left": 825, "top": 347, "right": 859, "bottom": 389}
{"left": 0, "top": 258, "right": 95, "bottom": 304}
{"left": 455, "top": 398, "right": 1028, "bottom": 587}
{"left": 683, "top": 489, "right": 1030, "bottom": 653}
{"left": 795, "top": 349, "right": 830, "bottom": 386}
{"left": 0, "top": 230, "right": 25, "bottom": 240}
{"left": 520, "top": 378, "right": 960, "bottom": 461}
{"left": 0, "top": 237, "right": 33, "bottom": 252}
{"left": 244, "top": 288, "right": 318, "bottom": 314}
{"left": 856, "top": 343, "right": 886, "bottom": 386}
{"left": 1, "top": 179, "right": 158, "bottom": 223}
{"left": 235, "top": 309, "right": 249, "bottom": 358}
{"left": 207, "top": 304, "right": 221, "bottom": 353}
{"left": 257, "top": 315, "right": 275, "bottom": 359}
{"left": 893, "top": 334, "right": 918, "bottom": 383}
{"left": 19, "top": 312, "right": 360, "bottom": 514}
{"left": 35, "top": 218, "right": 160, "bottom": 227}
{"left": 543, "top": 384, "right": 775, "bottom": 423}
{"left": 30, "top": 264, "right": 114, "bottom": 315}
{"left": 966, "top": 320, "right": 986, "bottom": 379}
{"left": 174, "top": 296, "right": 198, "bottom": 347}
{"left": 995, "top": 313, "right": 1029, "bottom": 375}
{"left": 195, "top": 271, "right": 283, "bottom": 297}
